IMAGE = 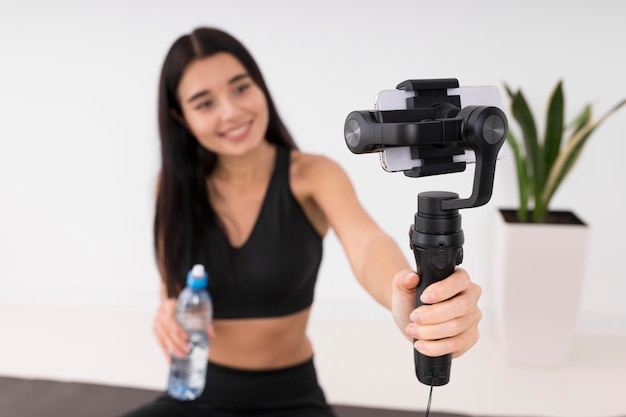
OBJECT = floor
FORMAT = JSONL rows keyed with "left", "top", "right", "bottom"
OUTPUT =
{"left": 0, "top": 302, "right": 625, "bottom": 417}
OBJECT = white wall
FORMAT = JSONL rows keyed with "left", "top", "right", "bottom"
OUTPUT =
{"left": 1, "top": 0, "right": 625, "bottom": 327}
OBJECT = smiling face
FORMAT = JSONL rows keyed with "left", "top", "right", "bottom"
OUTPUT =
{"left": 176, "top": 52, "right": 270, "bottom": 157}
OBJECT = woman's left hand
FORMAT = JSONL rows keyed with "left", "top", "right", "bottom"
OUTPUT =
{"left": 391, "top": 267, "right": 482, "bottom": 358}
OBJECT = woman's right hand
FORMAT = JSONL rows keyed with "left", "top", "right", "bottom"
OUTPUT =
{"left": 153, "top": 298, "right": 189, "bottom": 362}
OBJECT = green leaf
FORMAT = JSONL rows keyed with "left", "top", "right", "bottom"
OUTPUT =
{"left": 544, "top": 81, "right": 564, "bottom": 182}
{"left": 541, "top": 125, "right": 592, "bottom": 211}
{"left": 567, "top": 104, "right": 592, "bottom": 134}
{"left": 542, "top": 98, "right": 626, "bottom": 207}
{"left": 504, "top": 84, "right": 516, "bottom": 101}
{"left": 509, "top": 88, "right": 543, "bottom": 210}
{"left": 506, "top": 129, "right": 529, "bottom": 222}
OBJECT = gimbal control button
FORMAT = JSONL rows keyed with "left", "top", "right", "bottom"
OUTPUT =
{"left": 431, "top": 249, "right": 451, "bottom": 270}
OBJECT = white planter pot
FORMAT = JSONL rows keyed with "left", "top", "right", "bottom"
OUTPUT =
{"left": 491, "top": 209, "right": 590, "bottom": 366}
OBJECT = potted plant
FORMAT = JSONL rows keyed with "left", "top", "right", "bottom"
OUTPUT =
{"left": 491, "top": 81, "right": 626, "bottom": 366}
{"left": 505, "top": 81, "right": 626, "bottom": 224}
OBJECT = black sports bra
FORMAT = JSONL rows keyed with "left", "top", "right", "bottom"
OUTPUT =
{"left": 204, "top": 146, "right": 323, "bottom": 319}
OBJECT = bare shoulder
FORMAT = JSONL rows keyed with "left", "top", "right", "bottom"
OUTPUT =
{"left": 289, "top": 149, "right": 358, "bottom": 212}
{"left": 290, "top": 150, "right": 349, "bottom": 187}
{"left": 289, "top": 149, "right": 382, "bottom": 246}
{"left": 288, "top": 150, "right": 354, "bottom": 236}
{"left": 289, "top": 150, "right": 355, "bottom": 202}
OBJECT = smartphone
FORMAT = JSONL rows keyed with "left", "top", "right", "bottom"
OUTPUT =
{"left": 375, "top": 85, "right": 506, "bottom": 172}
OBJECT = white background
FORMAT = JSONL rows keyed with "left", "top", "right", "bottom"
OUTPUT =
{"left": 1, "top": 0, "right": 625, "bottom": 328}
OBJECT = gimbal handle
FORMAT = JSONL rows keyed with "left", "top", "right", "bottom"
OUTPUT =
{"left": 410, "top": 191, "right": 464, "bottom": 386}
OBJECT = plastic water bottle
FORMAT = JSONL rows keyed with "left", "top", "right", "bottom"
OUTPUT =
{"left": 167, "top": 264, "right": 213, "bottom": 401}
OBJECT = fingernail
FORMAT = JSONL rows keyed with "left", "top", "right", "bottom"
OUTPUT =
{"left": 410, "top": 312, "right": 421, "bottom": 323}
{"left": 414, "top": 340, "right": 425, "bottom": 351}
{"left": 421, "top": 292, "right": 435, "bottom": 303}
{"left": 405, "top": 325, "right": 416, "bottom": 338}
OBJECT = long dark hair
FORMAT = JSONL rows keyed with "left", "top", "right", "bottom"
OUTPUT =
{"left": 155, "top": 27, "right": 297, "bottom": 297}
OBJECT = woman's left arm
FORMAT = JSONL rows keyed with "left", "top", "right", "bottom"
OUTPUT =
{"left": 309, "top": 155, "right": 482, "bottom": 358}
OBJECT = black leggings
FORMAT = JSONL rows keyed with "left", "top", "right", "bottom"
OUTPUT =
{"left": 120, "top": 358, "right": 337, "bottom": 417}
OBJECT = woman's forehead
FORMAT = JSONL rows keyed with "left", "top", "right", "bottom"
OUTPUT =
{"left": 178, "top": 53, "right": 248, "bottom": 99}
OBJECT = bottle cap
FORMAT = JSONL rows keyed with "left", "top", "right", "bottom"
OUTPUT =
{"left": 187, "top": 264, "right": 208, "bottom": 289}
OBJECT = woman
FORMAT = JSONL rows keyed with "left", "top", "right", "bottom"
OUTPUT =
{"left": 124, "top": 27, "right": 482, "bottom": 417}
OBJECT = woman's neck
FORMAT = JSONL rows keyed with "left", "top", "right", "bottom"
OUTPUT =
{"left": 211, "top": 141, "right": 276, "bottom": 186}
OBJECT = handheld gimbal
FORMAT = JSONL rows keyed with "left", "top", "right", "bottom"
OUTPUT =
{"left": 344, "top": 79, "right": 508, "bottom": 387}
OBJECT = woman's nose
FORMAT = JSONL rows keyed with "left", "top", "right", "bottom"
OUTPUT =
{"left": 219, "top": 97, "right": 238, "bottom": 120}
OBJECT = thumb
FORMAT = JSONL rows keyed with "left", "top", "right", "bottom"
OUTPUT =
{"left": 393, "top": 269, "right": 420, "bottom": 294}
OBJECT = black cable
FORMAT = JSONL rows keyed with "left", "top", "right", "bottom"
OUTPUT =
{"left": 424, "top": 382, "right": 434, "bottom": 417}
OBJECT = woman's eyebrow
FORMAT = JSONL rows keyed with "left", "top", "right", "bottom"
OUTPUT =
{"left": 187, "top": 90, "right": 209, "bottom": 104}
{"left": 228, "top": 73, "right": 250, "bottom": 84}
{"left": 186, "top": 73, "right": 251, "bottom": 104}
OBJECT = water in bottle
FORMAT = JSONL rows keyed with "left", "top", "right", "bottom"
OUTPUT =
{"left": 167, "top": 264, "right": 213, "bottom": 401}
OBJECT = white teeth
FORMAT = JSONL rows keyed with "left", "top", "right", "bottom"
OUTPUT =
{"left": 224, "top": 124, "right": 248, "bottom": 138}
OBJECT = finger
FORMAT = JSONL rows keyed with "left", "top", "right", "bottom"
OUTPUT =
{"left": 451, "top": 329, "right": 480, "bottom": 358}
{"left": 159, "top": 335, "right": 188, "bottom": 360}
{"left": 391, "top": 270, "right": 421, "bottom": 334}
{"left": 154, "top": 306, "right": 190, "bottom": 358}
{"left": 152, "top": 317, "right": 173, "bottom": 362}
{"left": 413, "top": 327, "right": 480, "bottom": 358}
{"left": 412, "top": 285, "right": 482, "bottom": 326}
{"left": 165, "top": 317, "right": 189, "bottom": 343}
{"left": 420, "top": 268, "right": 472, "bottom": 304}
{"left": 161, "top": 301, "right": 189, "bottom": 340}
{"left": 161, "top": 344, "right": 172, "bottom": 363}
{"left": 164, "top": 324, "right": 190, "bottom": 358}
{"left": 406, "top": 307, "right": 482, "bottom": 341}
{"left": 393, "top": 269, "right": 420, "bottom": 294}
{"left": 161, "top": 301, "right": 189, "bottom": 341}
